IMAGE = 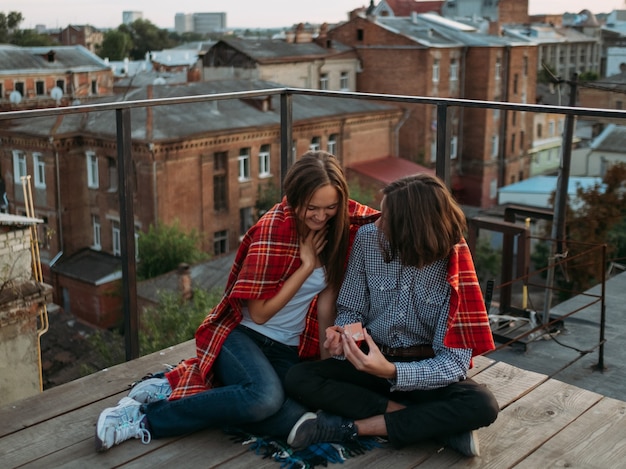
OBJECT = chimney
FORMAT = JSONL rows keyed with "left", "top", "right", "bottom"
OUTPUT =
{"left": 178, "top": 263, "right": 193, "bottom": 301}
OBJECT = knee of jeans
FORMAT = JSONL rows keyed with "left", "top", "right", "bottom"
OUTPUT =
{"left": 247, "top": 387, "right": 285, "bottom": 420}
{"left": 476, "top": 387, "right": 500, "bottom": 425}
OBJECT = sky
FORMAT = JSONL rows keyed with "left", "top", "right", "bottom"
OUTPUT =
{"left": 3, "top": 0, "right": 626, "bottom": 30}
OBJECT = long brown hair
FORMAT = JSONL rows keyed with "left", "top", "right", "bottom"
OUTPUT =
{"left": 380, "top": 173, "right": 466, "bottom": 268}
{"left": 283, "top": 151, "right": 350, "bottom": 291}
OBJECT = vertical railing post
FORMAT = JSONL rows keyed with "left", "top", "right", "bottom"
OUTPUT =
{"left": 116, "top": 108, "right": 139, "bottom": 361}
{"left": 435, "top": 103, "right": 450, "bottom": 188}
{"left": 280, "top": 92, "right": 293, "bottom": 191}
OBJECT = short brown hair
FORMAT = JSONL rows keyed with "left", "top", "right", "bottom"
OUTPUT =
{"left": 380, "top": 173, "right": 466, "bottom": 268}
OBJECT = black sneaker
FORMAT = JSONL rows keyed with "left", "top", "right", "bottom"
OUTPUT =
{"left": 287, "top": 411, "right": 358, "bottom": 450}
{"left": 441, "top": 430, "right": 480, "bottom": 457}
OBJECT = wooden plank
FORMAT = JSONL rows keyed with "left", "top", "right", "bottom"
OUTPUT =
{"left": 432, "top": 379, "right": 604, "bottom": 468}
{"left": 514, "top": 396, "right": 626, "bottom": 469}
{"left": 467, "top": 355, "right": 495, "bottom": 379}
{"left": 0, "top": 340, "right": 195, "bottom": 438}
{"left": 472, "top": 361, "right": 547, "bottom": 408}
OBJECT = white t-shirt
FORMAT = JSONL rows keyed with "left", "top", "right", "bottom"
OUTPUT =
{"left": 240, "top": 266, "right": 326, "bottom": 346}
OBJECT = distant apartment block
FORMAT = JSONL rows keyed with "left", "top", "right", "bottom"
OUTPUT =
{"left": 175, "top": 12, "right": 226, "bottom": 34}
{"left": 122, "top": 11, "right": 143, "bottom": 25}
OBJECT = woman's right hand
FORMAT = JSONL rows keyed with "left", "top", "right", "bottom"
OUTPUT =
{"left": 299, "top": 228, "right": 328, "bottom": 269}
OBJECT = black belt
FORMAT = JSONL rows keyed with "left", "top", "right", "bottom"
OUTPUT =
{"left": 377, "top": 343, "right": 435, "bottom": 359}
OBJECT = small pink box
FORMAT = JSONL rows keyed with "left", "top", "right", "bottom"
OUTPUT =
{"left": 344, "top": 322, "right": 364, "bottom": 345}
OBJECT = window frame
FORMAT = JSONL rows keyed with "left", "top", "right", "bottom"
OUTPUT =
{"left": 238, "top": 148, "right": 251, "bottom": 182}
{"left": 258, "top": 144, "right": 271, "bottom": 177}
{"left": 33, "top": 153, "right": 46, "bottom": 188}
{"left": 13, "top": 150, "right": 27, "bottom": 183}
{"left": 86, "top": 151, "right": 99, "bottom": 189}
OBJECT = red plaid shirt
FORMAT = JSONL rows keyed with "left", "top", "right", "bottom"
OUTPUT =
{"left": 166, "top": 198, "right": 379, "bottom": 400}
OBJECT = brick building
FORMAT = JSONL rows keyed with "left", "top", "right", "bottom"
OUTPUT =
{"left": 202, "top": 30, "right": 360, "bottom": 91}
{"left": 326, "top": 11, "right": 537, "bottom": 207}
{"left": 0, "top": 45, "right": 113, "bottom": 110}
{"left": 0, "top": 80, "right": 402, "bottom": 326}
{"left": 55, "top": 25, "right": 104, "bottom": 55}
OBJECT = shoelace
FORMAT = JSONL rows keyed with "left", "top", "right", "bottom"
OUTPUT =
{"left": 114, "top": 414, "right": 152, "bottom": 445}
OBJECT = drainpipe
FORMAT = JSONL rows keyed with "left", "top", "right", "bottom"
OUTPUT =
{"left": 499, "top": 46, "right": 512, "bottom": 189}
{"left": 393, "top": 109, "right": 411, "bottom": 157}
{"left": 457, "top": 46, "right": 468, "bottom": 174}
{"left": 51, "top": 137, "right": 64, "bottom": 253}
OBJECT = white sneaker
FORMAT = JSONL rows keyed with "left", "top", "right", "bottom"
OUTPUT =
{"left": 95, "top": 397, "right": 151, "bottom": 452}
{"left": 129, "top": 377, "right": 172, "bottom": 404}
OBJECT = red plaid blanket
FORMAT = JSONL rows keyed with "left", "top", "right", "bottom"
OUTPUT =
{"left": 444, "top": 238, "right": 495, "bottom": 357}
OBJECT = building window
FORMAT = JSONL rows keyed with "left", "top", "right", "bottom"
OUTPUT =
{"left": 616, "top": 101, "right": 623, "bottom": 110}
{"left": 214, "top": 175, "right": 227, "bottom": 211}
{"left": 513, "top": 73, "right": 518, "bottom": 94}
{"left": 15, "top": 82, "right": 25, "bottom": 97}
{"left": 340, "top": 72, "right": 349, "bottom": 90}
{"left": 13, "top": 150, "right": 27, "bottom": 183}
{"left": 328, "top": 134, "right": 337, "bottom": 155}
{"left": 214, "top": 151, "right": 228, "bottom": 211}
{"left": 240, "top": 207, "right": 254, "bottom": 236}
{"left": 214, "top": 229, "right": 228, "bottom": 256}
{"left": 56, "top": 79, "right": 65, "bottom": 92}
{"left": 91, "top": 79, "right": 98, "bottom": 95}
{"left": 259, "top": 144, "right": 271, "bottom": 177}
{"left": 493, "top": 108, "right": 500, "bottom": 121}
{"left": 432, "top": 59, "right": 440, "bottom": 83}
{"left": 86, "top": 151, "right": 99, "bottom": 188}
{"left": 450, "top": 59, "right": 458, "bottom": 82}
{"left": 490, "top": 178, "right": 498, "bottom": 199}
{"left": 112, "top": 220, "right": 121, "bottom": 256}
{"left": 549, "top": 121, "right": 555, "bottom": 136}
{"left": 491, "top": 135, "right": 499, "bottom": 158}
{"left": 107, "top": 157, "right": 118, "bottom": 191}
{"left": 33, "top": 153, "right": 46, "bottom": 188}
{"left": 357, "top": 29, "right": 364, "bottom": 41}
{"left": 495, "top": 58, "right": 501, "bottom": 81}
{"left": 319, "top": 73, "right": 329, "bottom": 90}
{"left": 520, "top": 130, "right": 525, "bottom": 150}
{"left": 36, "top": 80, "right": 45, "bottom": 96}
{"left": 512, "top": 111, "right": 517, "bottom": 126}
{"left": 523, "top": 56, "right": 529, "bottom": 76}
{"left": 450, "top": 136, "right": 458, "bottom": 159}
{"left": 92, "top": 215, "right": 101, "bottom": 250}
{"left": 511, "top": 134, "right": 516, "bottom": 153}
{"left": 537, "top": 123, "right": 543, "bottom": 138}
{"left": 309, "top": 136, "right": 321, "bottom": 151}
{"left": 238, "top": 148, "right": 250, "bottom": 181}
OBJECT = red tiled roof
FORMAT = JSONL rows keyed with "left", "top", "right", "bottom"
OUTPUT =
{"left": 348, "top": 156, "right": 434, "bottom": 185}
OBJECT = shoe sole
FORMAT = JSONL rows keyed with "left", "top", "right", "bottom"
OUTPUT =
{"left": 287, "top": 412, "right": 317, "bottom": 447}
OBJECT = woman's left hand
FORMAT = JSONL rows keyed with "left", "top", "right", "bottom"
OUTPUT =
{"left": 342, "top": 329, "right": 397, "bottom": 380}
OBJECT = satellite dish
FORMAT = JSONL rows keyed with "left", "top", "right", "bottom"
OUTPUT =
{"left": 50, "top": 86, "right": 63, "bottom": 102}
{"left": 153, "top": 77, "right": 166, "bottom": 85}
{"left": 9, "top": 91, "right": 22, "bottom": 104}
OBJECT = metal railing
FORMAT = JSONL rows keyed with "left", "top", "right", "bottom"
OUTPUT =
{"left": 2, "top": 86, "right": 626, "bottom": 362}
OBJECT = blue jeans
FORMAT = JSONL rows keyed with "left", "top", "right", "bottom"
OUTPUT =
{"left": 144, "top": 326, "right": 309, "bottom": 439}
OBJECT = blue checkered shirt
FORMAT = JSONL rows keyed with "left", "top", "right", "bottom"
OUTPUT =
{"left": 336, "top": 223, "right": 472, "bottom": 391}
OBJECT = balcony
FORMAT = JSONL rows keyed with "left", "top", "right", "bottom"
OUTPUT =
{"left": 1, "top": 88, "right": 626, "bottom": 467}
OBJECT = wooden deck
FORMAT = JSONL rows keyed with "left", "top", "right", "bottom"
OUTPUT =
{"left": 2, "top": 340, "right": 626, "bottom": 469}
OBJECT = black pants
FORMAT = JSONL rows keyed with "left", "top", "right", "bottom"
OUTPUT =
{"left": 285, "top": 358, "right": 499, "bottom": 448}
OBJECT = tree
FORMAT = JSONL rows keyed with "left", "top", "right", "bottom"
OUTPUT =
{"left": 139, "top": 287, "right": 222, "bottom": 355}
{"left": 10, "top": 29, "right": 56, "bottom": 47}
{"left": 534, "top": 163, "right": 626, "bottom": 298}
{"left": 97, "top": 29, "right": 133, "bottom": 61}
{"left": 120, "top": 19, "right": 176, "bottom": 60}
{"left": 0, "top": 11, "right": 23, "bottom": 43}
{"left": 255, "top": 178, "right": 282, "bottom": 218}
{"left": 137, "top": 221, "right": 209, "bottom": 280}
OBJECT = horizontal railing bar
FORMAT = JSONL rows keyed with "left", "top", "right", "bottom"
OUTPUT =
{"left": 2, "top": 87, "right": 626, "bottom": 122}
